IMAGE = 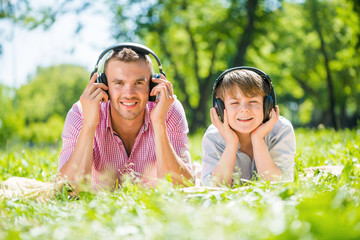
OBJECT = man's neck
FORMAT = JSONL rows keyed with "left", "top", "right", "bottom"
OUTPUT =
{"left": 110, "top": 105, "right": 145, "bottom": 143}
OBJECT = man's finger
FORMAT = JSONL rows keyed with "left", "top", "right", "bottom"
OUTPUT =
{"left": 90, "top": 73, "right": 97, "bottom": 83}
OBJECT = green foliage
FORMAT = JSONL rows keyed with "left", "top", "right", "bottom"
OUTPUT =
{"left": 17, "top": 64, "right": 88, "bottom": 123}
{"left": 0, "top": 85, "right": 24, "bottom": 146}
{"left": 110, "top": 0, "right": 360, "bottom": 131}
{"left": 0, "top": 64, "right": 89, "bottom": 146}
{"left": 1, "top": 129, "right": 360, "bottom": 239}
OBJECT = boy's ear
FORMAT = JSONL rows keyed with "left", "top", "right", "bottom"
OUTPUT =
{"left": 214, "top": 98, "right": 225, "bottom": 123}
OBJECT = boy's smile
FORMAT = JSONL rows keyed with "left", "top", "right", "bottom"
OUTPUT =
{"left": 224, "top": 89, "right": 264, "bottom": 134}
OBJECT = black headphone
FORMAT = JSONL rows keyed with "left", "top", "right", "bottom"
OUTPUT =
{"left": 90, "top": 42, "right": 166, "bottom": 102}
{"left": 212, "top": 66, "right": 276, "bottom": 123}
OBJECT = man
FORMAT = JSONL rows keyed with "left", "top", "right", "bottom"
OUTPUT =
{"left": 57, "top": 45, "right": 193, "bottom": 191}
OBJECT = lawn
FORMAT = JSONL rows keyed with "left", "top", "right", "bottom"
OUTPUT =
{"left": 1, "top": 128, "right": 360, "bottom": 239}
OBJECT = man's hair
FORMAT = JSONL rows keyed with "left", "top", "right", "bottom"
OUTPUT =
{"left": 214, "top": 70, "right": 270, "bottom": 100}
{"left": 104, "top": 47, "right": 154, "bottom": 75}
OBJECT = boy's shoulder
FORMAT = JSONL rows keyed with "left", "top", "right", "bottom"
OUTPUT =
{"left": 271, "top": 116, "right": 294, "bottom": 136}
{"left": 204, "top": 124, "right": 220, "bottom": 136}
{"left": 203, "top": 124, "right": 224, "bottom": 143}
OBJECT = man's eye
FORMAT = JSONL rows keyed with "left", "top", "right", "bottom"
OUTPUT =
{"left": 136, "top": 81, "right": 144, "bottom": 85}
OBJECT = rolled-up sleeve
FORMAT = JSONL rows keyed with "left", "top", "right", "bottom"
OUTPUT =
{"left": 165, "top": 99, "right": 192, "bottom": 171}
{"left": 58, "top": 101, "right": 84, "bottom": 172}
{"left": 201, "top": 125, "right": 225, "bottom": 185}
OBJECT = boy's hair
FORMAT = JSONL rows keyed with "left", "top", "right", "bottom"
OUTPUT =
{"left": 214, "top": 70, "right": 270, "bottom": 100}
{"left": 104, "top": 47, "right": 154, "bottom": 75}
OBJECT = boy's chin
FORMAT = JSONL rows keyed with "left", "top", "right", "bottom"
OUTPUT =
{"left": 230, "top": 123, "right": 258, "bottom": 135}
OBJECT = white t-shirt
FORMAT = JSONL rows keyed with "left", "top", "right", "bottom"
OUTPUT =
{"left": 201, "top": 116, "right": 296, "bottom": 186}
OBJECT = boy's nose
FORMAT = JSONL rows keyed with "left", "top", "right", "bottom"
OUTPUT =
{"left": 239, "top": 102, "right": 250, "bottom": 112}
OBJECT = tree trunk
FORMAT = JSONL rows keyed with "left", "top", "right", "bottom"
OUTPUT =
{"left": 310, "top": 0, "right": 338, "bottom": 129}
{"left": 232, "top": 0, "right": 258, "bottom": 66}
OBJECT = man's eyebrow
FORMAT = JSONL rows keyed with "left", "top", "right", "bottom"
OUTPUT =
{"left": 111, "top": 77, "right": 148, "bottom": 82}
{"left": 135, "top": 78, "right": 148, "bottom": 82}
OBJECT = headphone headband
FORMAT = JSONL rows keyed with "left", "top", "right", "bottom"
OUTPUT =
{"left": 212, "top": 66, "right": 275, "bottom": 106}
{"left": 92, "top": 42, "right": 164, "bottom": 76}
{"left": 213, "top": 66, "right": 272, "bottom": 92}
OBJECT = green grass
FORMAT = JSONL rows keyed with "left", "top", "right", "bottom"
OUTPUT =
{"left": 1, "top": 128, "right": 360, "bottom": 239}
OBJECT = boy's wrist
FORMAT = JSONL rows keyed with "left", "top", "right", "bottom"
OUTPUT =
{"left": 251, "top": 134, "right": 265, "bottom": 145}
{"left": 225, "top": 140, "right": 239, "bottom": 151}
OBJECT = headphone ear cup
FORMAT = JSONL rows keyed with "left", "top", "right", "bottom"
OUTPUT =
{"left": 214, "top": 98, "right": 225, "bottom": 123}
{"left": 97, "top": 73, "right": 108, "bottom": 86}
{"left": 149, "top": 73, "right": 161, "bottom": 102}
{"left": 263, "top": 95, "right": 273, "bottom": 122}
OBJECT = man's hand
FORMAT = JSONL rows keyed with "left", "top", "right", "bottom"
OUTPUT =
{"left": 251, "top": 105, "right": 280, "bottom": 141}
{"left": 150, "top": 74, "right": 175, "bottom": 124}
{"left": 210, "top": 108, "right": 239, "bottom": 146}
{"left": 80, "top": 73, "right": 109, "bottom": 130}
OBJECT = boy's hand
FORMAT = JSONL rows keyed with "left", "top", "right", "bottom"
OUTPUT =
{"left": 251, "top": 105, "right": 280, "bottom": 140}
{"left": 210, "top": 108, "right": 239, "bottom": 146}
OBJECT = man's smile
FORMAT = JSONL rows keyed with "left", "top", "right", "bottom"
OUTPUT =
{"left": 120, "top": 100, "right": 138, "bottom": 108}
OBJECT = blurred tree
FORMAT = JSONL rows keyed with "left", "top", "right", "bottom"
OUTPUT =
{"left": 109, "top": 0, "right": 277, "bottom": 132}
{"left": 258, "top": 0, "right": 360, "bottom": 128}
{"left": 108, "top": 0, "right": 359, "bottom": 131}
{"left": 16, "top": 64, "right": 88, "bottom": 143}
{"left": 0, "top": 84, "right": 24, "bottom": 146}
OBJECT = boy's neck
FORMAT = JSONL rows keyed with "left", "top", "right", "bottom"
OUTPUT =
{"left": 236, "top": 132, "right": 253, "bottom": 159}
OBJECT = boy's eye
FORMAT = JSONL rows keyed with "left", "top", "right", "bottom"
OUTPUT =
{"left": 250, "top": 100, "right": 259, "bottom": 103}
{"left": 230, "top": 102, "right": 239, "bottom": 105}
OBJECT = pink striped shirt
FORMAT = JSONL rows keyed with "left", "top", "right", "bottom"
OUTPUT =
{"left": 58, "top": 99, "right": 192, "bottom": 190}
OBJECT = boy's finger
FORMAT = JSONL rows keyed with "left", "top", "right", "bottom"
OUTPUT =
{"left": 210, "top": 108, "right": 221, "bottom": 126}
{"left": 223, "top": 109, "right": 229, "bottom": 125}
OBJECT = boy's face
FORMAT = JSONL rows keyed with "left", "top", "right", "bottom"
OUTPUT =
{"left": 223, "top": 87, "right": 264, "bottom": 134}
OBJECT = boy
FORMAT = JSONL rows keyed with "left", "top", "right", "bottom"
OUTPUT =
{"left": 201, "top": 67, "right": 296, "bottom": 186}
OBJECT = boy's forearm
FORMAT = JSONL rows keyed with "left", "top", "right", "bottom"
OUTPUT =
{"left": 153, "top": 122, "right": 193, "bottom": 185}
{"left": 252, "top": 137, "right": 282, "bottom": 181}
{"left": 212, "top": 144, "right": 238, "bottom": 186}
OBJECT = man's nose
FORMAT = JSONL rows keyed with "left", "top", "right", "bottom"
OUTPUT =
{"left": 122, "top": 83, "right": 136, "bottom": 96}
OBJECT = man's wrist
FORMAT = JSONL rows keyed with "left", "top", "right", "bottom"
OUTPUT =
{"left": 81, "top": 121, "right": 98, "bottom": 133}
{"left": 151, "top": 120, "right": 167, "bottom": 130}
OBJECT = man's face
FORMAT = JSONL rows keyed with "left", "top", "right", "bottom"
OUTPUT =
{"left": 106, "top": 59, "right": 151, "bottom": 121}
{"left": 224, "top": 87, "right": 264, "bottom": 134}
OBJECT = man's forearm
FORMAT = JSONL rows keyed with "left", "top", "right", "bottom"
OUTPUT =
{"left": 58, "top": 125, "right": 95, "bottom": 186}
{"left": 153, "top": 122, "right": 193, "bottom": 184}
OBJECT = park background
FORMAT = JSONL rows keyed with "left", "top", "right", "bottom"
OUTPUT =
{"left": 1, "top": 0, "right": 359, "bottom": 147}
{"left": 1, "top": 1, "right": 360, "bottom": 239}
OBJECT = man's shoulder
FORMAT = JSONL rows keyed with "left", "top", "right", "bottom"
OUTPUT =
{"left": 147, "top": 97, "right": 186, "bottom": 118}
{"left": 66, "top": 100, "right": 109, "bottom": 120}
